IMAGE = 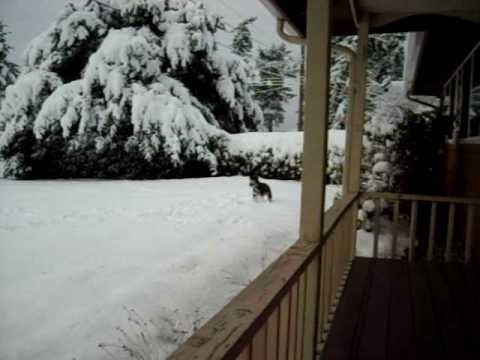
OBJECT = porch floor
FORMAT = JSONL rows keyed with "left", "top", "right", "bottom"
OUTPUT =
{"left": 323, "top": 257, "right": 480, "bottom": 360}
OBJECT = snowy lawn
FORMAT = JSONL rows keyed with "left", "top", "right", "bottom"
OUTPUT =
{"left": 0, "top": 176, "right": 339, "bottom": 360}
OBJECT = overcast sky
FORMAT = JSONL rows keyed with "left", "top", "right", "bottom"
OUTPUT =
{"left": 0, "top": 0, "right": 300, "bottom": 130}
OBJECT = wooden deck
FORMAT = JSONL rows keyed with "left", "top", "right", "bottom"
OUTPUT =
{"left": 323, "top": 257, "right": 480, "bottom": 360}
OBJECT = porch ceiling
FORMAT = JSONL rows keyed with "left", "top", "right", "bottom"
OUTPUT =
{"left": 259, "top": 0, "right": 480, "bottom": 36}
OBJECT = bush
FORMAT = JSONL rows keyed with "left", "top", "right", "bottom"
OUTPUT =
{"left": 1, "top": 128, "right": 347, "bottom": 182}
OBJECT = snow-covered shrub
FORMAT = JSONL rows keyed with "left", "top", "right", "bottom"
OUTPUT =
{"left": 0, "top": 21, "right": 19, "bottom": 105}
{"left": 226, "top": 132, "right": 303, "bottom": 179}
{"left": 364, "top": 81, "right": 442, "bottom": 193}
{"left": 0, "top": 70, "right": 62, "bottom": 178}
{"left": 215, "top": 130, "right": 345, "bottom": 181}
{"left": 327, "top": 145, "right": 344, "bottom": 184}
{"left": 359, "top": 81, "right": 446, "bottom": 232}
{"left": 0, "top": 0, "right": 262, "bottom": 179}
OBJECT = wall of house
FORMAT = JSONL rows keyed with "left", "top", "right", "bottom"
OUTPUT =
{"left": 445, "top": 142, "right": 480, "bottom": 263}
{"left": 445, "top": 143, "right": 480, "bottom": 197}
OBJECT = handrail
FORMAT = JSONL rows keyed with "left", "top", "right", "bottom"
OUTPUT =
{"left": 169, "top": 240, "right": 319, "bottom": 360}
{"left": 361, "top": 191, "right": 478, "bottom": 263}
{"left": 323, "top": 192, "right": 359, "bottom": 240}
{"left": 169, "top": 192, "right": 360, "bottom": 360}
{"left": 363, "top": 191, "right": 480, "bottom": 205}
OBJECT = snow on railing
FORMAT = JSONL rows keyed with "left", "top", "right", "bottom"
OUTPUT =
{"left": 361, "top": 192, "right": 480, "bottom": 263}
{"left": 168, "top": 192, "right": 360, "bottom": 360}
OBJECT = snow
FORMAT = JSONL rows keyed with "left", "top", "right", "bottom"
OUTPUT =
{"left": 356, "top": 217, "right": 410, "bottom": 258}
{"left": 372, "top": 160, "right": 391, "bottom": 174}
{"left": 130, "top": 79, "right": 225, "bottom": 164}
{"left": 0, "top": 177, "right": 339, "bottom": 360}
{"left": 362, "top": 199, "right": 376, "bottom": 213}
{"left": 0, "top": 70, "right": 62, "bottom": 147}
{"left": 368, "top": 81, "right": 437, "bottom": 137}
{"left": 230, "top": 130, "right": 346, "bottom": 156}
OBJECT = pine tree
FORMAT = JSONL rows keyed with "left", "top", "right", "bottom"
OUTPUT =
{"left": 0, "top": 21, "right": 19, "bottom": 104}
{"left": 297, "top": 45, "right": 305, "bottom": 131}
{"left": 255, "top": 43, "right": 296, "bottom": 132}
{"left": 0, "top": 0, "right": 263, "bottom": 179}
{"left": 329, "top": 33, "right": 406, "bottom": 128}
{"left": 232, "top": 17, "right": 256, "bottom": 58}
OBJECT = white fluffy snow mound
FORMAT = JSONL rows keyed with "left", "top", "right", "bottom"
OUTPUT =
{"left": 230, "top": 130, "right": 346, "bottom": 156}
{"left": 0, "top": 177, "right": 339, "bottom": 360}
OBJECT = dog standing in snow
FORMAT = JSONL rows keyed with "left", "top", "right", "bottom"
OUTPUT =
{"left": 249, "top": 175, "right": 272, "bottom": 202}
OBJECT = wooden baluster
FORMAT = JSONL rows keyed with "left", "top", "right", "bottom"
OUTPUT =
{"left": 427, "top": 202, "right": 437, "bottom": 261}
{"left": 295, "top": 273, "right": 306, "bottom": 360}
{"left": 465, "top": 204, "right": 474, "bottom": 263}
{"left": 288, "top": 282, "right": 298, "bottom": 360}
{"left": 349, "top": 200, "right": 359, "bottom": 259}
{"left": 373, "top": 198, "right": 381, "bottom": 258}
{"left": 445, "top": 203, "right": 456, "bottom": 263}
{"left": 237, "top": 343, "right": 251, "bottom": 360}
{"left": 278, "top": 294, "right": 290, "bottom": 360}
{"left": 303, "top": 253, "right": 320, "bottom": 359}
{"left": 391, "top": 200, "right": 400, "bottom": 259}
{"left": 327, "top": 236, "right": 334, "bottom": 315}
{"left": 266, "top": 307, "right": 280, "bottom": 360}
{"left": 331, "top": 226, "right": 339, "bottom": 306}
{"left": 318, "top": 247, "right": 327, "bottom": 337}
{"left": 251, "top": 324, "right": 267, "bottom": 360}
{"left": 409, "top": 201, "right": 418, "bottom": 262}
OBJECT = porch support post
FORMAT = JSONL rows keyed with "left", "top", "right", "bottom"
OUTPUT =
{"left": 345, "top": 13, "right": 369, "bottom": 194}
{"left": 299, "top": 0, "right": 332, "bottom": 244}
{"left": 299, "top": 0, "right": 332, "bottom": 358}
{"left": 344, "top": 14, "right": 369, "bottom": 259}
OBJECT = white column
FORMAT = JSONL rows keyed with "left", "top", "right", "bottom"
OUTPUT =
{"left": 345, "top": 14, "right": 369, "bottom": 194}
{"left": 299, "top": 0, "right": 332, "bottom": 358}
{"left": 299, "top": 0, "right": 332, "bottom": 244}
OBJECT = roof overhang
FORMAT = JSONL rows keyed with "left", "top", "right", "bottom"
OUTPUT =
{"left": 260, "top": 0, "right": 480, "bottom": 96}
{"left": 259, "top": 0, "right": 480, "bottom": 36}
{"left": 406, "top": 27, "right": 480, "bottom": 96}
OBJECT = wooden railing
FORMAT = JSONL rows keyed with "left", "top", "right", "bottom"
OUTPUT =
{"left": 169, "top": 192, "right": 360, "bottom": 360}
{"left": 361, "top": 192, "right": 480, "bottom": 263}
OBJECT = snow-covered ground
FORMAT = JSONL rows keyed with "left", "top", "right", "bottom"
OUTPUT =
{"left": 0, "top": 177, "right": 339, "bottom": 360}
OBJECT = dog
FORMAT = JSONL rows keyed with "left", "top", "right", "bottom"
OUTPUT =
{"left": 249, "top": 175, "right": 272, "bottom": 202}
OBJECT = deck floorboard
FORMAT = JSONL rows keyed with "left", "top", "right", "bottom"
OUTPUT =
{"left": 323, "top": 257, "right": 479, "bottom": 360}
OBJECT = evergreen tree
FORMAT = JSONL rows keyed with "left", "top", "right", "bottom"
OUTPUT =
{"left": 0, "top": 0, "right": 263, "bottom": 179}
{"left": 232, "top": 17, "right": 256, "bottom": 58}
{"left": 255, "top": 43, "right": 296, "bottom": 132}
{"left": 0, "top": 21, "right": 19, "bottom": 104}
{"left": 329, "top": 33, "right": 406, "bottom": 128}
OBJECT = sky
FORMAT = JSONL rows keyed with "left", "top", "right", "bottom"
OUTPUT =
{"left": 0, "top": 0, "right": 300, "bottom": 130}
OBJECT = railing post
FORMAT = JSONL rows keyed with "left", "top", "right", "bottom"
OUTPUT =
{"left": 299, "top": 0, "right": 332, "bottom": 357}
{"left": 409, "top": 201, "right": 418, "bottom": 262}
{"left": 465, "top": 204, "right": 474, "bottom": 263}
{"left": 344, "top": 14, "right": 369, "bottom": 263}
{"left": 445, "top": 203, "right": 456, "bottom": 263}
{"left": 345, "top": 14, "right": 369, "bottom": 194}
{"left": 391, "top": 200, "right": 400, "bottom": 259}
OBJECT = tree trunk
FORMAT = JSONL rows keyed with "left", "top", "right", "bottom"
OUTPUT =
{"left": 297, "top": 45, "right": 306, "bottom": 131}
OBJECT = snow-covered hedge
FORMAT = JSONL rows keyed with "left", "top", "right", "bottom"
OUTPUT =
{"left": 218, "top": 130, "right": 345, "bottom": 181}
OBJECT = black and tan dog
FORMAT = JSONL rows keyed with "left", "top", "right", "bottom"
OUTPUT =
{"left": 249, "top": 175, "right": 272, "bottom": 202}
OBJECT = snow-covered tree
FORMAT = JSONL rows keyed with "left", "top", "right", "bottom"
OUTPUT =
{"left": 0, "top": 0, "right": 263, "bottom": 179}
{"left": 330, "top": 33, "right": 406, "bottom": 128}
{"left": 232, "top": 17, "right": 256, "bottom": 58}
{"left": 0, "top": 21, "right": 19, "bottom": 103}
{"left": 255, "top": 44, "right": 296, "bottom": 132}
